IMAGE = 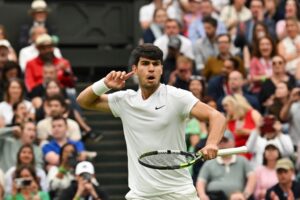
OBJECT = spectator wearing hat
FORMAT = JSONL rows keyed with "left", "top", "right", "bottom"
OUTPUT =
{"left": 246, "top": 115, "right": 294, "bottom": 167}
{"left": 265, "top": 158, "right": 300, "bottom": 200}
{"left": 19, "top": 0, "right": 55, "bottom": 49}
{"left": 57, "top": 161, "right": 109, "bottom": 200}
{"left": 25, "top": 33, "right": 75, "bottom": 92}
{"left": 196, "top": 130, "right": 256, "bottom": 200}
{"left": 19, "top": 25, "right": 62, "bottom": 72}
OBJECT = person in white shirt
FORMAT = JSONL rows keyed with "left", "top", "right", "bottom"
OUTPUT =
{"left": 77, "top": 43, "right": 226, "bottom": 199}
{"left": 154, "top": 18, "right": 194, "bottom": 61}
{"left": 18, "top": 25, "right": 62, "bottom": 72}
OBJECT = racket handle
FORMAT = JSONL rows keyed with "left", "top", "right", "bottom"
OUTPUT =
{"left": 217, "top": 146, "right": 248, "bottom": 156}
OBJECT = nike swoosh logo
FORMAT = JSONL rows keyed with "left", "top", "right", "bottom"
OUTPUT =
{"left": 155, "top": 105, "right": 165, "bottom": 110}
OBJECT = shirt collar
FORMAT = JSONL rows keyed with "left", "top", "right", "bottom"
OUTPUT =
{"left": 216, "top": 154, "right": 237, "bottom": 165}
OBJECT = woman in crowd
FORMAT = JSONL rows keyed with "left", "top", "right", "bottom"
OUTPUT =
{"left": 222, "top": 94, "right": 262, "bottom": 159}
{"left": 5, "top": 165, "right": 50, "bottom": 200}
{"left": 47, "top": 143, "right": 78, "bottom": 199}
{"left": 4, "top": 144, "right": 48, "bottom": 195}
{"left": 253, "top": 141, "right": 281, "bottom": 200}
{"left": 0, "top": 78, "right": 34, "bottom": 125}
{"left": 11, "top": 101, "right": 32, "bottom": 126}
{"left": 249, "top": 36, "right": 276, "bottom": 94}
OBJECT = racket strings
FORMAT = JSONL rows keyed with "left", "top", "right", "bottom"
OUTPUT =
{"left": 140, "top": 153, "right": 194, "bottom": 167}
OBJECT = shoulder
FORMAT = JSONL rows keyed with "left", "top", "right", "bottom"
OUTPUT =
{"left": 108, "top": 89, "right": 137, "bottom": 100}
{"left": 179, "top": 35, "right": 192, "bottom": 45}
{"left": 165, "top": 85, "right": 193, "bottom": 98}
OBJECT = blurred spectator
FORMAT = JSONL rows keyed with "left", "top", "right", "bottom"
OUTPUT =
{"left": 276, "top": 0, "right": 300, "bottom": 40}
{"left": 249, "top": 36, "right": 277, "bottom": 94}
{"left": 203, "top": 34, "right": 245, "bottom": 80}
{"left": 19, "top": 25, "right": 62, "bottom": 72}
{"left": 37, "top": 95, "right": 81, "bottom": 145}
{"left": 222, "top": 94, "right": 262, "bottom": 159}
{"left": 246, "top": 115, "right": 293, "bottom": 167}
{"left": 25, "top": 33, "right": 75, "bottom": 92}
{"left": 253, "top": 141, "right": 281, "bottom": 200}
{"left": 227, "top": 71, "right": 260, "bottom": 110}
{"left": 189, "top": 75, "right": 206, "bottom": 101}
{"left": 57, "top": 161, "right": 109, "bottom": 200}
{"left": 0, "top": 168, "right": 4, "bottom": 199}
{"left": 280, "top": 87, "right": 300, "bottom": 148}
{"left": 4, "top": 144, "right": 48, "bottom": 195}
{"left": 265, "top": 158, "right": 300, "bottom": 200}
{"left": 211, "top": 0, "right": 229, "bottom": 13}
{"left": 0, "top": 121, "right": 43, "bottom": 172}
{"left": 0, "top": 25, "right": 17, "bottom": 62}
{"left": 188, "top": 0, "right": 227, "bottom": 44}
{"left": 47, "top": 143, "right": 78, "bottom": 199}
{"left": 193, "top": 16, "right": 219, "bottom": 72}
{"left": 0, "top": 61, "right": 22, "bottom": 101}
{"left": 220, "top": 0, "right": 252, "bottom": 34}
{"left": 143, "top": 8, "right": 168, "bottom": 44}
{"left": 0, "top": 79, "right": 35, "bottom": 126}
{"left": 4, "top": 165, "right": 50, "bottom": 200}
{"left": 182, "top": 0, "right": 202, "bottom": 36}
{"left": 11, "top": 101, "right": 33, "bottom": 126}
{"left": 207, "top": 57, "right": 240, "bottom": 105}
{"left": 278, "top": 17, "right": 300, "bottom": 74}
{"left": 196, "top": 130, "right": 256, "bottom": 200}
{"left": 259, "top": 55, "right": 296, "bottom": 106}
{"left": 19, "top": 0, "right": 56, "bottom": 49}
{"left": 154, "top": 19, "right": 194, "bottom": 61}
{"left": 0, "top": 40, "right": 11, "bottom": 81}
{"left": 185, "top": 118, "right": 205, "bottom": 152}
{"left": 168, "top": 55, "right": 193, "bottom": 90}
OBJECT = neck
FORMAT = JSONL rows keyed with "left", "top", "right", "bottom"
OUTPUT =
{"left": 273, "top": 73, "right": 285, "bottom": 80}
{"left": 57, "top": 137, "right": 68, "bottom": 146}
{"left": 141, "top": 84, "right": 160, "bottom": 100}
{"left": 266, "top": 160, "right": 277, "bottom": 169}
{"left": 262, "top": 56, "right": 270, "bottom": 60}
{"left": 279, "top": 181, "right": 293, "bottom": 192}
{"left": 222, "top": 155, "right": 233, "bottom": 163}
{"left": 9, "top": 98, "right": 19, "bottom": 105}
{"left": 232, "top": 89, "right": 243, "bottom": 95}
{"left": 220, "top": 53, "right": 231, "bottom": 59}
{"left": 234, "top": 4, "right": 243, "bottom": 11}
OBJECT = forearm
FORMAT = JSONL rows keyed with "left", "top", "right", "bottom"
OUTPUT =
{"left": 206, "top": 111, "right": 226, "bottom": 145}
{"left": 279, "top": 101, "right": 293, "bottom": 121}
{"left": 244, "top": 173, "right": 256, "bottom": 197}
{"left": 196, "top": 180, "right": 207, "bottom": 197}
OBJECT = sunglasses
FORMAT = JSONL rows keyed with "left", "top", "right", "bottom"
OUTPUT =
{"left": 272, "top": 61, "right": 283, "bottom": 65}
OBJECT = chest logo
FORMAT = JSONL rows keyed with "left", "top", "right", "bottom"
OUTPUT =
{"left": 155, "top": 105, "right": 165, "bottom": 110}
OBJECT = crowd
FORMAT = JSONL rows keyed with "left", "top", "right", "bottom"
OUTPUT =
{"left": 139, "top": 0, "right": 300, "bottom": 199}
{"left": 0, "top": 0, "right": 108, "bottom": 199}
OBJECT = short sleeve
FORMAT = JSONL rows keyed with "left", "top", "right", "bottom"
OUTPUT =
{"left": 197, "top": 161, "right": 212, "bottom": 182}
{"left": 108, "top": 91, "right": 127, "bottom": 118}
{"left": 240, "top": 156, "right": 253, "bottom": 176}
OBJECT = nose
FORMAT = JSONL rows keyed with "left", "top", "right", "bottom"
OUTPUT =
{"left": 148, "top": 63, "right": 155, "bottom": 71}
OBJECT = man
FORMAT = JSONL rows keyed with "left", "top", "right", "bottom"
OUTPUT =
{"left": 77, "top": 44, "right": 226, "bottom": 199}
{"left": 202, "top": 34, "right": 245, "bottom": 81}
{"left": 37, "top": 95, "right": 81, "bottom": 146}
{"left": 42, "top": 116, "right": 85, "bottom": 167}
{"left": 0, "top": 121, "right": 43, "bottom": 172}
{"left": 154, "top": 19, "right": 194, "bottom": 61}
{"left": 193, "top": 16, "right": 219, "bottom": 72}
{"left": 58, "top": 161, "right": 109, "bottom": 200}
{"left": 196, "top": 130, "right": 256, "bottom": 200}
{"left": 265, "top": 158, "right": 300, "bottom": 200}
{"left": 19, "top": 25, "right": 62, "bottom": 72}
{"left": 188, "top": 0, "right": 227, "bottom": 44}
{"left": 25, "top": 33, "right": 74, "bottom": 92}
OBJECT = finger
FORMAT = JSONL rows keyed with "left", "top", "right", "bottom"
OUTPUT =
{"left": 110, "top": 71, "right": 116, "bottom": 80}
{"left": 124, "top": 71, "right": 135, "bottom": 80}
{"left": 120, "top": 71, "right": 126, "bottom": 79}
{"left": 114, "top": 71, "right": 122, "bottom": 80}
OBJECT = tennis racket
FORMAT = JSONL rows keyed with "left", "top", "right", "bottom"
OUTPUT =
{"left": 138, "top": 146, "right": 248, "bottom": 170}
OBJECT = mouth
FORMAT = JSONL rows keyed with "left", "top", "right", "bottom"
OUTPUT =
{"left": 146, "top": 75, "right": 155, "bottom": 82}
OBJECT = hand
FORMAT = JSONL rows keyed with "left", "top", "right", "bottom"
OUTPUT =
{"left": 199, "top": 143, "right": 218, "bottom": 160}
{"left": 287, "top": 189, "right": 294, "bottom": 200}
{"left": 270, "top": 191, "right": 279, "bottom": 200}
{"left": 84, "top": 182, "right": 98, "bottom": 198}
{"left": 12, "top": 126, "right": 21, "bottom": 136}
{"left": 199, "top": 194, "right": 210, "bottom": 200}
{"left": 75, "top": 177, "right": 85, "bottom": 197}
{"left": 104, "top": 71, "right": 134, "bottom": 90}
{"left": 289, "top": 88, "right": 300, "bottom": 103}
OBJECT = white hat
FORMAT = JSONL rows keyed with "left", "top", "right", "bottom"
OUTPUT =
{"left": 75, "top": 161, "right": 95, "bottom": 175}
{"left": 35, "top": 33, "right": 53, "bottom": 46}
{"left": 30, "top": 0, "right": 50, "bottom": 13}
{"left": 0, "top": 39, "right": 11, "bottom": 48}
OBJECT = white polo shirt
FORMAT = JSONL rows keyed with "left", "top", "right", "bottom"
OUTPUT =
{"left": 108, "top": 84, "right": 199, "bottom": 197}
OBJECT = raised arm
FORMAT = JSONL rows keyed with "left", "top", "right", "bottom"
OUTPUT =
{"left": 76, "top": 71, "right": 134, "bottom": 113}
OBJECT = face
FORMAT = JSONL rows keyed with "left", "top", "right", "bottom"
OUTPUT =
{"left": 19, "top": 147, "right": 34, "bottom": 165}
{"left": 218, "top": 138, "right": 235, "bottom": 149}
{"left": 62, "top": 145, "right": 75, "bottom": 160}
{"left": 133, "top": 57, "right": 162, "bottom": 89}
{"left": 230, "top": 193, "right": 246, "bottom": 200}
{"left": 46, "top": 81, "right": 61, "bottom": 97}
{"left": 255, "top": 24, "right": 266, "bottom": 39}
{"left": 285, "top": 1, "right": 297, "bottom": 17}
{"left": 234, "top": 0, "right": 246, "bottom": 7}
{"left": 264, "top": 0, "right": 276, "bottom": 10}
{"left": 165, "top": 21, "right": 180, "bottom": 36}
{"left": 49, "top": 100, "right": 64, "bottom": 116}
{"left": 176, "top": 61, "right": 192, "bottom": 81}
{"left": 52, "top": 119, "right": 67, "bottom": 139}
{"left": 259, "top": 38, "right": 272, "bottom": 57}
{"left": 264, "top": 147, "right": 280, "bottom": 162}
{"left": 21, "top": 123, "right": 36, "bottom": 144}
{"left": 0, "top": 28, "right": 5, "bottom": 39}
{"left": 286, "top": 19, "right": 299, "bottom": 37}
{"left": 5, "top": 68, "right": 19, "bottom": 80}
{"left": 189, "top": 0, "right": 201, "bottom": 14}
{"left": 189, "top": 80, "right": 202, "bottom": 97}
{"left": 228, "top": 71, "right": 243, "bottom": 91}
{"left": 272, "top": 56, "right": 285, "bottom": 74}
{"left": 38, "top": 44, "right": 54, "bottom": 62}
{"left": 277, "top": 169, "right": 294, "bottom": 185}
{"left": 204, "top": 23, "right": 216, "bottom": 38}
{"left": 8, "top": 81, "right": 22, "bottom": 101}
{"left": 250, "top": 0, "right": 263, "bottom": 19}
{"left": 217, "top": 35, "right": 231, "bottom": 54}
{"left": 43, "top": 66, "right": 57, "bottom": 82}
{"left": 32, "top": 11, "right": 48, "bottom": 23}
{"left": 0, "top": 46, "right": 9, "bottom": 67}
{"left": 275, "top": 82, "right": 289, "bottom": 98}
{"left": 223, "top": 60, "right": 235, "bottom": 75}
{"left": 154, "top": 9, "right": 167, "bottom": 26}
{"left": 32, "top": 26, "right": 47, "bottom": 42}
{"left": 223, "top": 101, "right": 235, "bottom": 115}
{"left": 15, "top": 102, "right": 28, "bottom": 117}
{"left": 200, "top": 1, "right": 213, "bottom": 17}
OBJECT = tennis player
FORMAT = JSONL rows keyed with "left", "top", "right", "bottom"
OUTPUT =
{"left": 77, "top": 44, "right": 226, "bottom": 200}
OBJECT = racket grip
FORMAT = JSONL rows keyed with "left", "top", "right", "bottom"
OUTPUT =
{"left": 217, "top": 146, "right": 248, "bottom": 156}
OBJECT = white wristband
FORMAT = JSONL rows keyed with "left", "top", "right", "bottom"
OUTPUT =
{"left": 91, "top": 78, "right": 111, "bottom": 96}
